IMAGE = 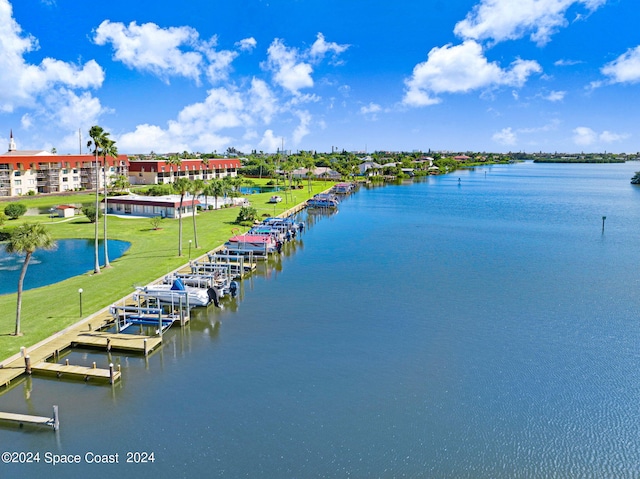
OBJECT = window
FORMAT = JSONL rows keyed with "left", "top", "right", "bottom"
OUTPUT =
{"left": 14, "top": 171, "right": 21, "bottom": 176}
{"left": 14, "top": 179, "right": 22, "bottom": 185}
{"left": 62, "top": 177, "right": 68, "bottom": 182}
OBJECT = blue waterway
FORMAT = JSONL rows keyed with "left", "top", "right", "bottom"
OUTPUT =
{"left": 0, "top": 239, "right": 130, "bottom": 294}
{"left": 1, "top": 161, "right": 640, "bottom": 478}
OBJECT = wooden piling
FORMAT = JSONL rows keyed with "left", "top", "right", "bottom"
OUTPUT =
{"left": 24, "top": 355, "right": 31, "bottom": 375}
{"left": 109, "top": 363, "right": 114, "bottom": 385}
{"left": 52, "top": 405, "right": 59, "bottom": 431}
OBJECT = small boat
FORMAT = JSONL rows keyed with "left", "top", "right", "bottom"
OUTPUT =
{"left": 268, "top": 195, "right": 282, "bottom": 203}
{"left": 136, "top": 278, "right": 214, "bottom": 308}
{"left": 307, "top": 194, "right": 339, "bottom": 208}
{"left": 331, "top": 182, "right": 355, "bottom": 194}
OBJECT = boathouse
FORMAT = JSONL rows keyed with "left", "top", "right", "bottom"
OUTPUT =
{"left": 105, "top": 194, "right": 200, "bottom": 219}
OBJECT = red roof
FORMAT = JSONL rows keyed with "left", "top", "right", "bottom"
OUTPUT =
{"left": 128, "top": 158, "right": 241, "bottom": 172}
{"left": 228, "top": 234, "right": 273, "bottom": 243}
{"left": 0, "top": 153, "right": 129, "bottom": 169}
{"left": 106, "top": 196, "right": 200, "bottom": 208}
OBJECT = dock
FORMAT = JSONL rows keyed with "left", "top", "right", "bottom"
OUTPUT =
{"left": 32, "top": 361, "right": 121, "bottom": 384}
{"left": 0, "top": 198, "right": 313, "bottom": 393}
{"left": 0, "top": 406, "right": 59, "bottom": 431}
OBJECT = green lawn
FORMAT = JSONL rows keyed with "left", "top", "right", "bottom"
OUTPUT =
{"left": 0, "top": 181, "right": 332, "bottom": 361}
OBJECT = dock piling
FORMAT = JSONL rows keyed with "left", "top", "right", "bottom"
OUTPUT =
{"left": 109, "top": 363, "right": 114, "bottom": 385}
{"left": 52, "top": 405, "right": 59, "bottom": 431}
{"left": 24, "top": 355, "right": 31, "bottom": 375}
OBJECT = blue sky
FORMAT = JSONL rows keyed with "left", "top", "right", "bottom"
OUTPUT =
{"left": 1, "top": 0, "right": 639, "bottom": 154}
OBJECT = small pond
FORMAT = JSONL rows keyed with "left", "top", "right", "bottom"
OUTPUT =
{"left": 0, "top": 239, "right": 130, "bottom": 295}
{"left": 238, "top": 185, "right": 282, "bottom": 194}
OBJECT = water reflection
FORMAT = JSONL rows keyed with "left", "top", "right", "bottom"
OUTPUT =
{"left": 0, "top": 239, "right": 130, "bottom": 294}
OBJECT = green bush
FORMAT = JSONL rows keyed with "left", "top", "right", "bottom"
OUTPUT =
{"left": 236, "top": 206, "right": 258, "bottom": 224}
{"left": 81, "top": 205, "right": 102, "bottom": 223}
{"left": 4, "top": 202, "right": 27, "bottom": 219}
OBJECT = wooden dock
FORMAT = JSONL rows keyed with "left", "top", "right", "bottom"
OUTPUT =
{"left": 0, "top": 325, "right": 162, "bottom": 390}
{"left": 0, "top": 406, "right": 59, "bottom": 431}
{"left": 32, "top": 362, "right": 121, "bottom": 384}
{"left": 73, "top": 331, "right": 163, "bottom": 355}
{"left": 0, "top": 201, "right": 311, "bottom": 393}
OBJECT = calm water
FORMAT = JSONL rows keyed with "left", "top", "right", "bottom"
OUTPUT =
{"left": 2, "top": 161, "right": 640, "bottom": 479}
{"left": 0, "top": 239, "right": 131, "bottom": 294}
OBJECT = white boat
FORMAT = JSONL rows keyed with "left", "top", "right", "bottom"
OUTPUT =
{"left": 268, "top": 195, "right": 282, "bottom": 203}
{"left": 307, "top": 194, "right": 339, "bottom": 208}
{"left": 136, "top": 278, "right": 213, "bottom": 308}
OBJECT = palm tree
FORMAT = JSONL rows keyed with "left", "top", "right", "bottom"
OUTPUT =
{"left": 100, "top": 136, "right": 118, "bottom": 268}
{"left": 165, "top": 155, "right": 182, "bottom": 180}
{"left": 6, "top": 223, "right": 55, "bottom": 336}
{"left": 189, "top": 179, "right": 205, "bottom": 248}
{"left": 208, "top": 178, "right": 227, "bottom": 210}
{"left": 88, "top": 125, "right": 106, "bottom": 274}
{"left": 173, "top": 177, "right": 191, "bottom": 256}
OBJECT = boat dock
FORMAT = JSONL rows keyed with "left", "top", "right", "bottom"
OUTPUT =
{"left": 0, "top": 310, "right": 163, "bottom": 389}
{"left": 0, "top": 406, "right": 59, "bottom": 431}
{"left": 0, "top": 202, "right": 314, "bottom": 393}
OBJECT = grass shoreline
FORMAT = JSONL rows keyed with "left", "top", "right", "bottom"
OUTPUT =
{"left": 0, "top": 181, "right": 333, "bottom": 363}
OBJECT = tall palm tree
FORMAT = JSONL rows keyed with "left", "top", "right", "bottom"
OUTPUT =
{"left": 6, "top": 223, "right": 55, "bottom": 336}
{"left": 189, "top": 178, "right": 205, "bottom": 248}
{"left": 165, "top": 155, "right": 182, "bottom": 182}
{"left": 100, "top": 137, "right": 118, "bottom": 268}
{"left": 88, "top": 125, "right": 106, "bottom": 274}
{"left": 173, "top": 177, "right": 191, "bottom": 256}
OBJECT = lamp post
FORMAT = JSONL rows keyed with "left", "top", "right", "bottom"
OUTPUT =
{"left": 78, "top": 288, "right": 83, "bottom": 317}
{"left": 188, "top": 240, "right": 192, "bottom": 260}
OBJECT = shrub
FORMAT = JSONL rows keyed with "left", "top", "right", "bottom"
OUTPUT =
{"left": 236, "top": 206, "right": 258, "bottom": 224}
{"left": 82, "top": 205, "right": 102, "bottom": 223}
{"left": 150, "top": 216, "right": 163, "bottom": 230}
{"left": 4, "top": 202, "right": 27, "bottom": 219}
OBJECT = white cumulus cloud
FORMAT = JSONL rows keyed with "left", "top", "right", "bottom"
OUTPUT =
{"left": 263, "top": 34, "right": 348, "bottom": 95}
{"left": 403, "top": 40, "right": 541, "bottom": 107}
{"left": 573, "top": 126, "right": 597, "bottom": 145}
{"left": 454, "top": 0, "right": 607, "bottom": 46}
{"left": 544, "top": 90, "right": 566, "bottom": 101}
{"left": 93, "top": 20, "right": 204, "bottom": 83}
{"left": 309, "top": 33, "right": 349, "bottom": 63}
{"left": 492, "top": 127, "right": 517, "bottom": 145}
{"left": 264, "top": 38, "right": 314, "bottom": 94}
{"left": 235, "top": 37, "right": 257, "bottom": 51}
{"left": 572, "top": 126, "right": 627, "bottom": 146}
{"left": 600, "top": 46, "right": 640, "bottom": 84}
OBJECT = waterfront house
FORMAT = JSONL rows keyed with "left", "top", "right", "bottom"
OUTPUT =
{"left": 105, "top": 194, "right": 200, "bottom": 219}
{"left": 128, "top": 158, "right": 241, "bottom": 185}
{"left": 359, "top": 161, "right": 383, "bottom": 176}
{"left": 291, "top": 167, "right": 341, "bottom": 180}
